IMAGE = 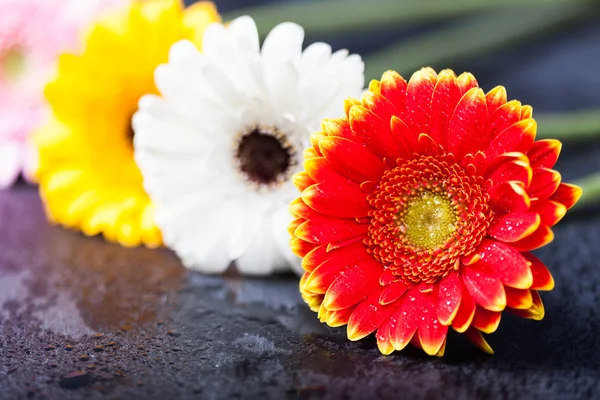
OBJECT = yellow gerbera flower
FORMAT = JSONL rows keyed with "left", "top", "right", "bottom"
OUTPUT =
{"left": 35, "top": 0, "right": 220, "bottom": 247}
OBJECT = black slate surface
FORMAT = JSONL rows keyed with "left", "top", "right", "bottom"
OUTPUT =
{"left": 2, "top": 1, "right": 600, "bottom": 399}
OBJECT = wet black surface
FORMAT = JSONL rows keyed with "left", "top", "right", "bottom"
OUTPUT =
{"left": 3, "top": 1, "right": 600, "bottom": 399}
{"left": 2, "top": 186, "right": 600, "bottom": 400}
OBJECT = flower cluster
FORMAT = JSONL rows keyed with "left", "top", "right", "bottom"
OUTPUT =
{"left": 1, "top": 0, "right": 581, "bottom": 356}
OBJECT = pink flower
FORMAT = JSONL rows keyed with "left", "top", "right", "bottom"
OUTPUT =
{"left": 0, "top": 0, "right": 126, "bottom": 188}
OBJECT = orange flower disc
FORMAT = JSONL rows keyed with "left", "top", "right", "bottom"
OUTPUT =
{"left": 290, "top": 68, "right": 582, "bottom": 356}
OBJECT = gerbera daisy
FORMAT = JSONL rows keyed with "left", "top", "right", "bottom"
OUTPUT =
{"left": 34, "top": 0, "right": 220, "bottom": 247}
{"left": 291, "top": 67, "right": 581, "bottom": 356}
{"left": 133, "top": 16, "right": 364, "bottom": 275}
{"left": 0, "top": 0, "right": 125, "bottom": 188}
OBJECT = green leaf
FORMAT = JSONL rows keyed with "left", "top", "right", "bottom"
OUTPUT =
{"left": 363, "top": 2, "right": 597, "bottom": 80}
{"left": 222, "top": 0, "right": 596, "bottom": 38}
{"left": 536, "top": 109, "right": 600, "bottom": 142}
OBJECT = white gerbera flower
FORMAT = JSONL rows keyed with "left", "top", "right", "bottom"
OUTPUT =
{"left": 133, "top": 16, "right": 364, "bottom": 276}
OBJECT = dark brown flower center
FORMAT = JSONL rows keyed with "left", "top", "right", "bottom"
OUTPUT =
{"left": 235, "top": 128, "right": 295, "bottom": 187}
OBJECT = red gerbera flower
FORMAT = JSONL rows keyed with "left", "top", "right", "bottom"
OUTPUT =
{"left": 289, "top": 67, "right": 582, "bottom": 356}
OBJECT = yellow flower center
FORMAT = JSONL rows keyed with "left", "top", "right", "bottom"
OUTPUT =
{"left": 402, "top": 192, "right": 457, "bottom": 250}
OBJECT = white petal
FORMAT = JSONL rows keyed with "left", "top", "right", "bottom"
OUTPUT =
{"left": 166, "top": 197, "right": 242, "bottom": 274}
{"left": 261, "top": 22, "right": 305, "bottom": 68}
{"left": 134, "top": 95, "right": 214, "bottom": 154}
{"left": 235, "top": 215, "right": 276, "bottom": 276}
{"left": 226, "top": 197, "right": 263, "bottom": 260}
{"left": 168, "top": 39, "right": 199, "bottom": 66}
{"left": 267, "top": 59, "right": 300, "bottom": 117}
{"left": 228, "top": 16, "right": 260, "bottom": 57}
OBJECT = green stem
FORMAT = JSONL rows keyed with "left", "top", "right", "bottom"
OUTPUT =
{"left": 536, "top": 109, "right": 600, "bottom": 142}
{"left": 362, "top": 2, "right": 597, "bottom": 81}
{"left": 222, "top": 0, "right": 593, "bottom": 38}
{"left": 572, "top": 172, "right": 600, "bottom": 210}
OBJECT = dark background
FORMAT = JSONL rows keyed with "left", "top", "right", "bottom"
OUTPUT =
{"left": 2, "top": 1, "right": 600, "bottom": 399}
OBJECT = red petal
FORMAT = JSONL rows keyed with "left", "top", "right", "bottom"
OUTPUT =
{"left": 301, "top": 244, "right": 328, "bottom": 273}
{"left": 347, "top": 291, "right": 395, "bottom": 341}
{"left": 288, "top": 217, "right": 303, "bottom": 236}
{"left": 429, "top": 69, "right": 462, "bottom": 147}
{"left": 390, "top": 116, "right": 420, "bottom": 159}
{"left": 462, "top": 267, "right": 507, "bottom": 312}
{"left": 527, "top": 139, "right": 561, "bottom": 169}
{"left": 418, "top": 134, "right": 443, "bottom": 156}
{"left": 464, "top": 327, "right": 494, "bottom": 354}
{"left": 292, "top": 172, "right": 315, "bottom": 192}
{"left": 489, "top": 181, "right": 530, "bottom": 214}
{"left": 511, "top": 224, "right": 554, "bottom": 251}
{"left": 471, "top": 307, "right": 501, "bottom": 333}
{"left": 302, "top": 178, "right": 370, "bottom": 220}
{"left": 368, "top": 79, "right": 381, "bottom": 94}
{"left": 528, "top": 168, "right": 561, "bottom": 200}
{"left": 290, "top": 237, "right": 316, "bottom": 257}
{"left": 485, "top": 119, "right": 537, "bottom": 160}
{"left": 487, "top": 159, "right": 532, "bottom": 188}
{"left": 379, "top": 281, "right": 409, "bottom": 305}
{"left": 301, "top": 287, "right": 324, "bottom": 312}
{"left": 488, "top": 212, "right": 541, "bottom": 243}
{"left": 319, "top": 136, "right": 386, "bottom": 183}
{"left": 447, "top": 88, "right": 488, "bottom": 158}
{"left": 530, "top": 199, "right": 567, "bottom": 226}
{"left": 405, "top": 68, "right": 437, "bottom": 136}
{"left": 380, "top": 70, "right": 408, "bottom": 118}
{"left": 549, "top": 183, "right": 582, "bottom": 209}
{"left": 521, "top": 105, "right": 533, "bottom": 119}
{"left": 451, "top": 285, "right": 476, "bottom": 332}
{"left": 321, "top": 118, "right": 353, "bottom": 140}
{"left": 434, "top": 339, "right": 447, "bottom": 357}
{"left": 350, "top": 105, "right": 401, "bottom": 160}
{"left": 295, "top": 217, "right": 367, "bottom": 245}
{"left": 344, "top": 98, "right": 360, "bottom": 116}
{"left": 304, "top": 157, "right": 344, "bottom": 184}
{"left": 389, "top": 288, "right": 421, "bottom": 350}
{"left": 484, "top": 152, "right": 528, "bottom": 179}
{"left": 326, "top": 235, "right": 364, "bottom": 252}
{"left": 379, "top": 268, "right": 398, "bottom": 286}
{"left": 485, "top": 86, "right": 507, "bottom": 115}
{"left": 323, "top": 258, "right": 381, "bottom": 310}
{"left": 487, "top": 100, "right": 522, "bottom": 142}
{"left": 474, "top": 239, "right": 533, "bottom": 289}
{"left": 436, "top": 271, "right": 462, "bottom": 325}
{"left": 463, "top": 150, "right": 488, "bottom": 173}
{"left": 361, "top": 91, "right": 397, "bottom": 131}
{"left": 309, "top": 131, "right": 326, "bottom": 153}
{"left": 304, "top": 147, "right": 320, "bottom": 159}
{"left": 418, "top": 293, "right": 449, "bottom": 355}
{"left": 326, "top": 306, "right": 355, "bottom": 327}
{"left": 508, "top": 290, "right": 545, "bottom": 320}
{"left": 457, "top": 72, "right": 478, "bottom": 94}
{"left": 523, "top": 252, "right": 555, "bottom": 291}
{"left": 505, "top": 287, "right": 533, "bottom": 309}
{"left": 302, "top": 241, "right": 371, "bottom": 293}
{"left": 375, "top": 318, "right": 395, "bottom": 355}
{"left": 289, "top": 197, "right": 322, "bottom": 220}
